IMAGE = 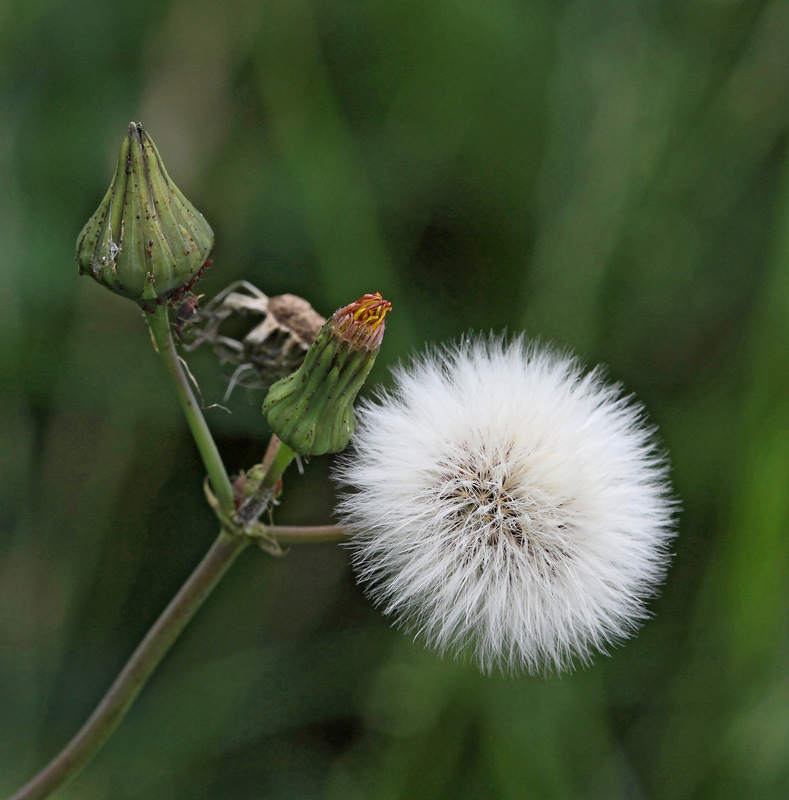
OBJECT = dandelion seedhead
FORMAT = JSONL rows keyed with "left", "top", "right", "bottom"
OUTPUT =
{"left": 334, "top": 336, "right": 676, "bottom": 674}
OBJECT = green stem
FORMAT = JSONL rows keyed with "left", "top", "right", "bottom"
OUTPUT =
{"left": 235, "top": 438, "right": 297, "bottom": 526}
{"left": 269, "top": 524, "right": 349, "bottom": 544}
{"left": 10, "top": 312, "right": 320, "bottom": 799}
{"left": 10, "top": 531, "right": 249, "bottom": 800}
{"left": 259, "top": 439, "right": 296, "bottom": 493}
{"left": 147, "top": 304, "right": 235, "bottom": 516}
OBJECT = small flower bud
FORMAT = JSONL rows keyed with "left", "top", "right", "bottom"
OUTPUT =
{"left": 76, "top": 122, "right": 214, "bottom": 304}
{"left": 263, "top": 292, "right": 391, "bottom": 456}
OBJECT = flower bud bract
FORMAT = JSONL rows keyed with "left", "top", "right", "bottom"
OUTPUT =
{"left": 76, "top": 122, "right": 214, "bottom": 304}
{"left": 263, "top": 293, "right": 391, "bottom": 456}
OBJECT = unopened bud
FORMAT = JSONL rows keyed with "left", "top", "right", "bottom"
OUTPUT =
{"left": 263, "top": 293, "right": 391, "bottom": 456}
{"left": 76, "top": 122, "right": 214, "bottom": 304}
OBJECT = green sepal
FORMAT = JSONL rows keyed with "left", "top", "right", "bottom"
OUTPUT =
{"left": 263, "top": 328, "right": 376, "bottom": 456}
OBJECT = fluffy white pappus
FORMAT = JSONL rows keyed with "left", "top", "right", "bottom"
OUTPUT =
{"left": 333, "top": 336, "right": 677, "bottom": 674}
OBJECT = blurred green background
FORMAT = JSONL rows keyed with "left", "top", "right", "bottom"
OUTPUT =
{"left": 2, "top": 0, "right": 789, "bottom": 797}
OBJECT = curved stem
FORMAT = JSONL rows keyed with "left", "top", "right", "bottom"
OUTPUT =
{"left": 147, "top": 305, "right": 235, "bottom": 517}
{"left": 10, "top": 310, "right": 329, "bottom": 799}
{"left": 10, "top": 531, "right": 249, "bottom": 800}
{"left": 269, "top": 524, "right": 349, "bottom": 544}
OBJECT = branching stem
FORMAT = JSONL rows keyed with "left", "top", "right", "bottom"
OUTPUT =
{"left": 9, "top": 306, "right": 338, "bottom": 800}
{"left": 9, "top": 531, "right": 249, "bottom": 800}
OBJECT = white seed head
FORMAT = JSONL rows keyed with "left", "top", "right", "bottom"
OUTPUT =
{"left": 333, "top": 336, "right": 677, "bottom": 674}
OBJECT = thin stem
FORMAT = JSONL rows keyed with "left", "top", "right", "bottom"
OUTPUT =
{"left": 10, "top": 312, "right": 318, "bottom": 799}
{"left": 147, "top": 305, "right": 235, "bottom": 516}
{"left": 259, "top": 434, "right": 283, "bottom": 474}
{"left": 259, "top": 439, "right": 296, "bottom": 493}
{"left": 235, "top": 438, "right": 297, "bottom": 526}
{"left": 269, "top": 524, "right": 349, "bottom": 544}
{"left": 10, "top": 531, "right": 249, "bottom": 800}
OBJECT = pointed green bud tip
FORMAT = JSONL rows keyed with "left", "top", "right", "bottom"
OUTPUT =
{"left": 263, "top": 292, "right": 392, "bottom": 456}
{"left": 75, "top": 122, "right": 214, "bottom": 305}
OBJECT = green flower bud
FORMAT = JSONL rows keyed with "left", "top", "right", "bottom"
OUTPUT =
{"left": 263, "top": 292, "right": 392, "bottom": 456}
{"left": 76, "top": 122, "right": 214, "bottom": 304}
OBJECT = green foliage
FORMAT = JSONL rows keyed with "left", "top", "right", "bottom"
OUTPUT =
{"left": 2, "top": 0, "right": 789, "bottom": 797}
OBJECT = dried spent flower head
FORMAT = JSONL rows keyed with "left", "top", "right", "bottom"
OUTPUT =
{"left": 264, "top": 292, "right": 392, "bottom": 456}
{"left": 334, "top": 336, "right": 677, "bottom": 674}
{"left": 184, "top": 281, "right": 326, "bottom": 394}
